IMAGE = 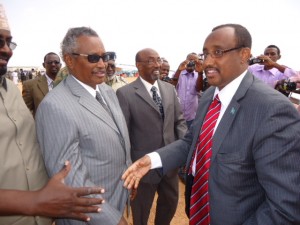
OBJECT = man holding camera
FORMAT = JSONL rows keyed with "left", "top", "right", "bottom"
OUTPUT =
{"left": 248, "top": 45, "right": 297, "bottom": 90}
{"left": 173, "top": 53, "right": 204, "bottom": 128}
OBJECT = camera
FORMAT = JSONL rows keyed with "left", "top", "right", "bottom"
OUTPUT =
{"left": 248, "top": 58, "right": 264, "bottom": 65}
{"left": 186, "top": 61, "right": 195, "bottom": 67}
{"left": 162, "top": 76, "right": 172, "bottom": 82}
{"left": 282, "top": 80, "right": 297, "bottom": 91}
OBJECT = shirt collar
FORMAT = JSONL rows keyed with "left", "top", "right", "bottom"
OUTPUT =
{"left": 45, "top": 73, "right": 54, "bottom": 85}
{"left": 214, "top": 70, "right": 247, "bottom": 109}
{"left": 72, "top": 75, "right": 99, "bottom": 98}
{"left": 139, "top": 76, "right": 160, "bottom": 97}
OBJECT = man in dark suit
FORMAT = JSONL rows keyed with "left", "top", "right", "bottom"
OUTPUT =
{"left": 22, "top": 52, "right": 61, "bottom": 117}
{"left": 122, "top": 24, "right": 300, "bottom": 225}
{"left": 36, "top": 26, "right": 131, "bottom": 225}
{"left": 116, "top": 48, "right": 187, "bottom": 225}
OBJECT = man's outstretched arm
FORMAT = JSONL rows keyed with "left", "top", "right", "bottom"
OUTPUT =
{"left": 0, "top": 161, "right": 105, "bottom": 222}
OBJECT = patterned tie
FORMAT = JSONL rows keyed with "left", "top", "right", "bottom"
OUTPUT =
{"left": 96, "top": 91, "right": 112, "bottom": 117}
{"left": 151, "top": 86, "right": 164, "bottom": 120}
{"left": 189, "top": 94, "right": 221, "bottom": 225}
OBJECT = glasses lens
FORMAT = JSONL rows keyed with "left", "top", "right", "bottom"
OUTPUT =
{"left": 108, "top": 63, "right": 116, "bottom": 69}
{"left": 9, "top": 42, "right": 17, "bottom": 50}
{"left": 87, "top": 54, "right": 101, "bottom": 63}
{"left": 0, "top": 39, "right": 5, "bottom": 48}
{"left": 0, "top": 39, "right": 17, "bottom": 50}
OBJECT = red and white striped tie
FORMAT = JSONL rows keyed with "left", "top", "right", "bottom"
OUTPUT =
{"left": 189, "top": 94, "right": 221, "bottom": 225}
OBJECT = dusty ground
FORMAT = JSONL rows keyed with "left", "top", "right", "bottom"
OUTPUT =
{"left": 126, "top": 180, "right": 189, "bottom": 225}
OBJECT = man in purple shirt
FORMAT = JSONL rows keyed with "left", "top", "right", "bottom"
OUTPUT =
{"left": 173, "top": 53, "right": 203, "bottom": 128}
{"left": 248, "top": 45, "right": 297, "bottom": 88}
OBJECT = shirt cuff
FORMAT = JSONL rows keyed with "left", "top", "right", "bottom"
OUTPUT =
{"left": 147, "top": 152, "right": 162, "bottom": 169}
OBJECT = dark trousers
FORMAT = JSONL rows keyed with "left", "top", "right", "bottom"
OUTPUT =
{"left": 131, "top": 170, "right": 179, "bottom": 225}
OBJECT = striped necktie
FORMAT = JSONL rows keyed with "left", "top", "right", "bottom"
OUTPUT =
{"left": 151, "top": 86, "right": 164, "bottom": 120}
{"left": 189, "top": 94, "right": 221, "bottom": 225}
{"left": 96, "top": 91, "right": 112, "bottom": 117}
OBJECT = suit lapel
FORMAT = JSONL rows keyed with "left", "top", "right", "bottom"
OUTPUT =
{"left": 211, "top": 72, "right": 253, "bottom": 162}
{"left": 98, "top": 83, "right": 126, "bottom": 136}
{"left": 66, "top": 76, "right": 119, "bottom": 133}
{"left": 37, "top": 75, "right": 48, "bottom": 96}
{"left": 134, "top": 77, "right": 160, "bottom": 114}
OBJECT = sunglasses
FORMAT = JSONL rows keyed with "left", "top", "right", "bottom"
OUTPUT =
{"left": 0, "top": 38, "right": 17, "bottom": 50}
{"left": 72, "top": 51, "right": 116, "bottom": 63}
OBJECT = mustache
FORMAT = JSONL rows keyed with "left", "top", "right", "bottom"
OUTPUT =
{"left": 0, "top": 52, "right": 11, "bottom": 61}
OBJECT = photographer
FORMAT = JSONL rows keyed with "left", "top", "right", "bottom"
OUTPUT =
{"left": 248, "top": 45, "right": 297, "bottom": 88}
{"left": 172, "top": 52, "right": 204, "bottom": 128}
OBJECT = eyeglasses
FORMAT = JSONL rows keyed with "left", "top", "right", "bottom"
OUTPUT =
{"left": 0, "top": 38, "right": 17, "bottom": 50}
{"left": 199, "top": 46, "right": 244, "bottom": 60}
{"left": 138, "top": 58, "right": 163, "bottom": 65}
{"left": 72, "top": 51, "right": 116, "bottom": 63}
{"left": 46, "top": 60, "right": 61, "bottom": 65}
{"left": 107, "top": 63, "right": 116, "bottom": 69}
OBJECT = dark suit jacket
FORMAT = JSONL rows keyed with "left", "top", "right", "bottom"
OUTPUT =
{"left": 116, "top": 77, "right": 187, "bottom": 183}
{"left": 22, "top": 75, "right": 48, "bottom": 117}
{"left": 157, "top": 71, "right": 300, "bottom": 224}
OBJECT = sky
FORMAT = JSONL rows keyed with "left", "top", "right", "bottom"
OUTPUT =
{"left": 2, "top": 0, "right": 300, "bottom": 71}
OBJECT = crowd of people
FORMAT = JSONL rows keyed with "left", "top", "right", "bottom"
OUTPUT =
{"left": 1, "top": 3, "right": 300, "bottom": 225}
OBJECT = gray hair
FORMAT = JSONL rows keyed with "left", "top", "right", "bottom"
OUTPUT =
{"left": 60, "top": 26, "right": 99, "bottom": 60}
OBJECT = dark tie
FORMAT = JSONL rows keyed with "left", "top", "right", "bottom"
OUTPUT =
{"left": 151, "top": 86, "right": 164, "bottom": 120}
{"left": 95, "top": 91, "right": 112, "bottom": 117}
{"left": 189, "top": 94, "right": 221, "bottom": 225}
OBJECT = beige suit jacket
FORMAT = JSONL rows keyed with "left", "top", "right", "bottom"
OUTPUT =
{"left": 22, "top": 75, "right": 49, "bottom": 117}
{"left": 0, "top": 79, "right": 51, "bottom": 225}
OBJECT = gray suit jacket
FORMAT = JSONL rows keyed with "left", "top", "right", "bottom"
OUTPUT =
{"left": 22, "top": 75, "right": 48, "bottom": 117}
{"left": 158, "top": 72, "right": 300, "bottom": 224}
{"left": 116, "top": 78, "right": 187, "bottom": 183}
{"left": 36, "top": 75, "right": 132, "bottom": 225}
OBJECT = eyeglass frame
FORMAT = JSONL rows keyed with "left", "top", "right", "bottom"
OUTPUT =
{"left": 137, "top": 57, "right": 163, "bottom": 65}
{"left": 72, "top": 51, "right": 116, "bottom": 63}
{"left": 199, "top": 46, "right": 244, "bottom": 60}
{"left": 45, "top": 60, "right": 61, "bottom": 65}
{"left": 0, "top": 38, "right": 17, "bottom": 50}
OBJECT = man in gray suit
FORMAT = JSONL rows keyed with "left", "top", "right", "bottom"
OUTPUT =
{"left": 122, "top": 24, "right": 300, "bottom": 225}
{"left": 116, "top": 48, "right": 187, "bottom": 225}
{"left": 36, "top": 27, "right": 131, "bottom": 225}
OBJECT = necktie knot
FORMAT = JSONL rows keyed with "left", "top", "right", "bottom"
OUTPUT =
{"left": 151, "top": 86, "right": 158, "bottom": 93}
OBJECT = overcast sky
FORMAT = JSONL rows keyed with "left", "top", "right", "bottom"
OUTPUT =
{"left": 3, "top": 0, "right": 300, "bottom": 71}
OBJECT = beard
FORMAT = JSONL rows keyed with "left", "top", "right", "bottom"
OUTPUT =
{"left": 0, "top": 66, "right": 7, "bottom": 77}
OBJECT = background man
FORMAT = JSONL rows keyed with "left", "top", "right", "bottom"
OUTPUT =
{"left": 172, "top": 53, "right": 204, "bottom": 128}
{"left": 36, "top": 26, "right": 131, "bottom": 225}
{"left": 0, "top": 5, "right": 105, "bottom": 224}
{"left": 22, "top": 52, "right": 61, "bottom": 117}
{"left": 116, "top": 48, "right": 187, "bottom": 225}
{"left": 248, "top": 44, "right": 297, "bottom": 88}
{"left": 122, "top": 24, "right": 300, "bottom": 225}
{"left": 105, "top": 52, "right": 128, "bottom": 92}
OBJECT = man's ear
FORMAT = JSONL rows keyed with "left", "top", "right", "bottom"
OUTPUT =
{"left": 241, "top": 47, "right": 251, "bottom": 64}
{"left": 64, "top": 54, "right": 73, "bottom": 70}
{"left": 42, "top": 62, "right": 45, "bottom": 69}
